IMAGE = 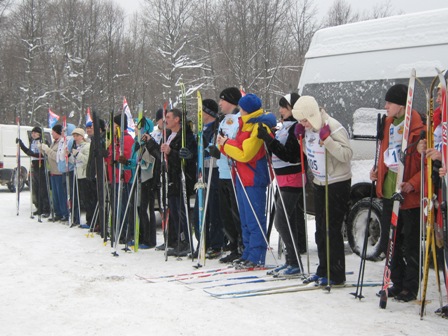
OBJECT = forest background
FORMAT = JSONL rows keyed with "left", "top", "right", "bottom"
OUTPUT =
{"left": 0, "top": 0, "right": 405, "bottom": 126}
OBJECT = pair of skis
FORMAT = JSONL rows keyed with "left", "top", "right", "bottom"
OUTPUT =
{"left": 440, "top": 69, "right": 448, "bottom": 316}
{"left": 195, "top": 91, "right": 206, "bottom": 267}
{"left": 380, "top": 69, "right": 448, "bottom": 313}
{"left": 420, "top": 69, "right": 448, "bottom": 317}
{"left": 379, "top": 69, "right": 416, "bottom": 309}
{"left": 205, "top": 281, "right": 382, "bottom": 299}
{"left": 92, "top": 110, "right": 107, "bottom": 244}
{"left": 179, "top": 83, "right": 194, "bottom": 258}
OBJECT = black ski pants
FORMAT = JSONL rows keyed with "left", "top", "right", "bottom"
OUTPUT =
{"left": 219, "top": 178, "right": 242, "bottom": 253}
{"left": 314, "top": 179, "right": 351, "bottom": 284}
{"left": 381, "top": 198, "right": 420, "bottom": 295}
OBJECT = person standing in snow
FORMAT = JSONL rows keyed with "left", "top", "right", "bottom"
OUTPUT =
{"left": 217, "top": 93, "right": 275, "bottom": 268}
{"left": 69, "top": 128, "right": 91, "bottom": 227}
{"left": 417, "top": 80, "right": 448, "bottom": 316}
{"left": 17, "top": 126, "right": 51, "bottom": 218}
{"left": 293, "top": 96, "right": 352, "bottom": 286}
{"left": 370, "top": 84, "right": 424, "bottom": 302}
{"left": 105, "top": 114, "right": 134, "bottom": 244}
{"left": 257, "top": 92, "right": 306, "bottom": 277}
{"left": 209, "top": 87, "right": 243, "bottom": 264}
{"left": 192, "top": 99, "right": 224, "bottom": 259}
{"left": 38, "top": 124, "right": 69, "bottom": 222}
{"left": 85, "top": 118, "right": 108, "bottom": 233}
{"left": 160, "top": 108, "right": 197, "bottom": 257}
{"left": 131, "top": 116, "right": 158, "bottom": 249}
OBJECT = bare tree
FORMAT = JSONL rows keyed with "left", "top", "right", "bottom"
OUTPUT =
{"left": 142, "top": 0, "right": 204, "bottom": 106}
{"left": 362, "top": 0, "right": 401, "bottom": 20}
{"left": 325, "top": 0, "right": 359, "bottom": 27}
{"left": 285, "top": 0, "right": 319, "bottom": 92}
{"left": 7, "top": 0, "right": 51, "bottom": 125}
{"left": 0, "top": 0, "right": 407, "bottom": 125}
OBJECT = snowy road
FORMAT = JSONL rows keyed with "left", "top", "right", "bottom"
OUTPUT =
{"left": 0, "top": 188, "right": 446, "bottom": 336}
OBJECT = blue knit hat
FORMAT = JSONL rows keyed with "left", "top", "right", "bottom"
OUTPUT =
{"left": 239, "top": 93, "right": 262, "bottom": 114}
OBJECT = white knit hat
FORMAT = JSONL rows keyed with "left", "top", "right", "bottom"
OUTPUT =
{"left": 292, "top": 96, "right": 322, "bottom": 130}
{"left": 72, "top": 128, "right": 86, "bottom": 138}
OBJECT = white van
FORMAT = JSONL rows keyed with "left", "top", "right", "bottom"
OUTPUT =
{"left": 299, "top": 8, "right": 448, "bottom": 130}
{"left": 0, "top": 124, "right": 52, "bottom": 192}
{"left": 298, "top": 9, "right": 448, "bottom": 260}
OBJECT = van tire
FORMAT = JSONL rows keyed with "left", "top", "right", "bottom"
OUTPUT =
{"left": 346, "top": 197, "right": 384, "bottom": 261}
{"left": 8, "top": 167, "right": 26, "bottom": 193}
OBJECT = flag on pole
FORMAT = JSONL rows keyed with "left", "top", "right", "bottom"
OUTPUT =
{"left": 240, "top": 86, "right": 246, "bottom": 97}
{"left": 123, "top": 97, "right": 135, "bottom": 136}
{"left": 86, "top": 107, "right": 93, "bottom": 126}
{"left": 48, "top": 109, "right": 60, "bottom": 128}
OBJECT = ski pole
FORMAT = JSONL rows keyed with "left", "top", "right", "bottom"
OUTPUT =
{"left": 299, "top": 134, "right": 310, "bottom": 275}
{"left": 16, "top": 116, "right": 20, "bottom": 216}
{"left": 352, "top": 113, "right": 382, "bottom": 299}
{"left": 324, "top": 147, "right": 331, "bottom": 292}
{"left": 264, "top": 144, "right": 303, "bottom": 273}
{"left": 37, "top": 135, "right": 43, "bottom": 223}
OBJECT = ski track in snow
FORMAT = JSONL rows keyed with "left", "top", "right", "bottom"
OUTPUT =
{"left": 0, "top": 188, "right": 446, "bottom": 336}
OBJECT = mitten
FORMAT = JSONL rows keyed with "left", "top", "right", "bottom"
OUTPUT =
{"left": 208, "top": 145, "right": 221, "bottom": 159}
{"left": 319, "top": 124, "right": 331, "bottom": 141}
{"left": 179, "top": 147, "right": 193, "bottom": 160}
{"left": 294, "top": 123, "right": 306, "bottom": 139}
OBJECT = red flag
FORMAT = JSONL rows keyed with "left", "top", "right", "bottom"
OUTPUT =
{"left": 86, "top": 107, "right": 93, "bottom": 126}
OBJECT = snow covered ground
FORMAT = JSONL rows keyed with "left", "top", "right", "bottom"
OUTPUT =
{"left": 1, "top": 187, "right": 446, "bottom": 336}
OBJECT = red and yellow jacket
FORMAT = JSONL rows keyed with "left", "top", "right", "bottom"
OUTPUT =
{"left": 220, "top": 109, "right": 270, "bottom": 187}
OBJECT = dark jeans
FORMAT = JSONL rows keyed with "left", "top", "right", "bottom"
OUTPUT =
{"left": 314, "top": 179, "right": 351, "bottom": 283}
{"left": 111, "top": 182, "right": 132, "bottom": 242}
{"left": 219, "top": 178, "right": 242, "bottom": 253}
{"left": 50, "top": 174, "right": 69, "bottom": 218}
{"left": 85, "top": 179, "right": 98, "bottom": 225}
{"left": 138, "top": 180, "right": 157, "bottom": 246}
{"left": 31, "top": 161, "right": 50, "bottom": 214}
{"left": 69, "top": 171, "right": 80, "bottom": 224}
{"left": 168, "top": 194, "right": 190, "bottom": 245}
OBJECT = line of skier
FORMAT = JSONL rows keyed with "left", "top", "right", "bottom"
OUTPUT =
{"left": 16, "top": 79, "right": 448, "bottom": 317}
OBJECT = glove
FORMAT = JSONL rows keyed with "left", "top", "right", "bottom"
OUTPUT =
{"left": 208, "top": 145, "right": 221, "bottom": 159}
{"left": 41, "top": 143, "right": 49, "bottom": 153}
{"left": 16, "top": 138, "right": 20, "bottom": 144}
{"left": 294, "top": 123, "right": 306, "bottom": 139}
{"left": 257, "top": 123, "right": 273, "bottom": 145}
{"left": 319, "top": 124, "right": 331, "bottom": 141}
{"left": 179, "top": 147, "right": 193, "bottom": 160}
{"left": 117, "top": 155, "right": 129, "bottom": 165}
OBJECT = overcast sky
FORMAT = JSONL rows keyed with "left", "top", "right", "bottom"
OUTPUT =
{"left": 115, "top": 0, "right": 448, "bottom": 19}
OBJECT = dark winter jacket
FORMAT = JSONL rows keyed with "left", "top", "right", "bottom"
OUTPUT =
{"left": 19, "top": 137, "right": 48, "bottom": 169}
{"left": 86, "top": 132, "right": 107, "bottom": 181}
{"left": 265, "top": 116, "right": 306, "bottom": 189}
{"left": 166, "top": 126, "right": 197, "bottom": 197}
